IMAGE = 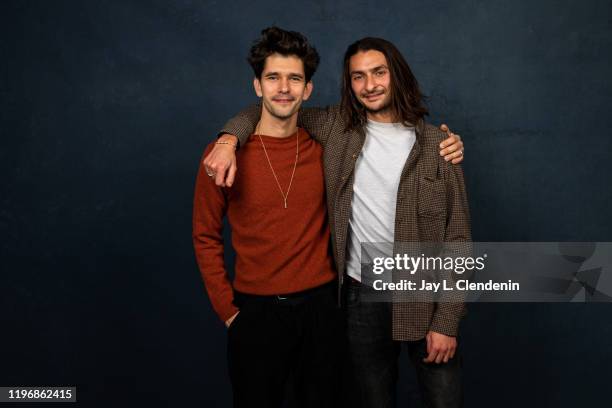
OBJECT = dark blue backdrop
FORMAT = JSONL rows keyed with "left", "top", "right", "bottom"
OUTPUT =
{"left": 2, "top": 1, "right": 611, "bottom": 407}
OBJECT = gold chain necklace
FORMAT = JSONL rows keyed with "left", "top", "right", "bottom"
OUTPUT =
{"left": 255, "top": 123, "right": 299, "bottom": 209}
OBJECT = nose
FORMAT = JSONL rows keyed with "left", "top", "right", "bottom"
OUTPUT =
{"left": 365, "top": 74, "right": 376, "bottom": 92}
{"left": 280, "top": 77, "right": 290, "bottom": 93}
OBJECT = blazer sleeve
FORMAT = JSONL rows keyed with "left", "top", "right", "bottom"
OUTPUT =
{"left": 429, "top": 159, "right": 472, "bottom": 337}
{"left": 296, "top": 105, "right": 342, "bottom": 147}
{"left": 219, "top": 104, "right": 261, "bottom": 148}
{"left": 219, "top": 103, "right": 342, "bottom": 147}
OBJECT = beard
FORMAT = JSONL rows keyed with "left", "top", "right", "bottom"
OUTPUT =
{"left": 359, "top": 89, "right": 392, "bottom": 115}
{"left": 364, "top": 99, "right": 392, "bottom": 114}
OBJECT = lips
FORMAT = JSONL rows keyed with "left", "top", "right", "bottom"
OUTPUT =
{"left": 364, "top": 94, "right": 383, "bottom": 102}
{"left": 273, "top": 98, "right": 295, "bottom": 104}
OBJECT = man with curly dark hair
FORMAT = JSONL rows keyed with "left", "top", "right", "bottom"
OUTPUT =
{"left": 193, "top": 27, "right": 342, "bottom": 407}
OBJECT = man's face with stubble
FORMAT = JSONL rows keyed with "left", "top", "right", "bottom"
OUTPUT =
{"left": 254, "top": 53, "right": 313, "bottom": 120}
{"left": 349, "top": 49, "right": 393, "bottom": 115}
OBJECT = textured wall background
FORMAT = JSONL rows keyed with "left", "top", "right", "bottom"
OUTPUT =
{"left": 1, "top": 0, "right": 611, "bottom": 406}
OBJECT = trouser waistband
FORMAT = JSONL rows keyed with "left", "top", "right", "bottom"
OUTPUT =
{"left": 233, "top": 280, "right": 336, "bottom": 307}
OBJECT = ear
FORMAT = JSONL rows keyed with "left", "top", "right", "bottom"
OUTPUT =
{"left": 253, "top": 77, "right": 262, "bottom": 97}
{"left": 302, "top": 81, "right": 314, "bottom": 101}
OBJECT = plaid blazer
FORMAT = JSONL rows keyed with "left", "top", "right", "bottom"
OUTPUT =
{"left": 221, "top": 104, "right": 471, "bottom": 341}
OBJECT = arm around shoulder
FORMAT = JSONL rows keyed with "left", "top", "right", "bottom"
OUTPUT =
{"left": 297, "top": 104, "right": 342, "bottom": 146}
{"left": 219, "top": 104, "right": 261, "bottom": 147}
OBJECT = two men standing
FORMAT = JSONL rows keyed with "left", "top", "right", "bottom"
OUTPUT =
{"left": 195, "top": 27, "right": 470, "bottom": 407}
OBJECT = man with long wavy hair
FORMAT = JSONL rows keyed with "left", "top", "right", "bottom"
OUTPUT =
{"left": 205, "top": 34, "right": 469, "bottom": 407}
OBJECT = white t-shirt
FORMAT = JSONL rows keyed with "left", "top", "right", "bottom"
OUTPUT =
{"left": 345, "top": 119, "right": 416, "bottom": 282}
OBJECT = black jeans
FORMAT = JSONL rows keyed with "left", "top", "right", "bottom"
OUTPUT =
{"left": 227, "top": 282, "right": 344, "bottom": 408}
{"left": 344, "top": 278, "right": 463, "bottom": 408}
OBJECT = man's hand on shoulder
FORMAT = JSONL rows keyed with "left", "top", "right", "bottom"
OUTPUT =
{"left": 423, "top": 330, "right": 457, "bottom": 364}
{"left": 438, "top": 124, "right": 464, "bottom": 164}
{"left": 203, "top": 134, "right": 239, "bottom": 187}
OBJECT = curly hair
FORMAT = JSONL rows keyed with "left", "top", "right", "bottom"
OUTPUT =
{"left": 247, "top": 26, "right": 320, "bottom": 82}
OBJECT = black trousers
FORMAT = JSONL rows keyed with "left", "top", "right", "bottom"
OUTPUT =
{"left": 344, "top": 278, "right": 463, "bottom": 408}
{"left": 227, "top": 282, "right": 344, "bottom": 408}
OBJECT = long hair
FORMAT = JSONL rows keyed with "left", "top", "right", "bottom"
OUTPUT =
{"left": 340, "top": 37, "right": 428, "bottom": 131}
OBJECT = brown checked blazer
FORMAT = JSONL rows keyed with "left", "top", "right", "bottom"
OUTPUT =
{"left": 221, "top": 104, "right": 471, "bottom": 341}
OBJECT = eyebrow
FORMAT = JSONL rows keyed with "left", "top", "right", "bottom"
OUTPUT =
{"left": 263, "top": 71, "right": 305, "bottom": 78}
{"left": 350, "top": 65, "right": 389, "bottom": 75}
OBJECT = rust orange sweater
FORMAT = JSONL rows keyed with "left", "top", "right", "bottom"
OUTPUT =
{"left": 192, "top": 128, "right": 336, "bottom": 322}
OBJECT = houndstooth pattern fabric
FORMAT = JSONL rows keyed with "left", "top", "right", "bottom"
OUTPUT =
{"left": 221, "top": 104, "right": 471, "bottom": 341}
